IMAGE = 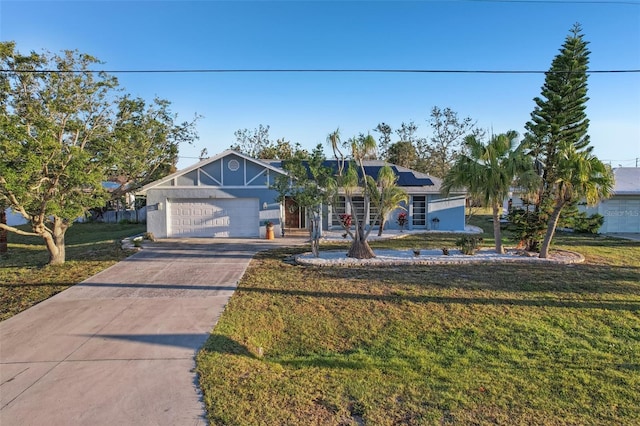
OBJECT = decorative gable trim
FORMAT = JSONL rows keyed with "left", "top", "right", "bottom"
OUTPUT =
{"left": 139, "top": 149, "right": 287, "bottom": 193}
{"left": 199, "top": 168, "right": 221, "bottom": 186}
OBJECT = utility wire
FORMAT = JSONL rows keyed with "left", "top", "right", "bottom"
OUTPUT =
{"left": 2, "top": 68, "right": 639, "bottom": 74}
{"left": 451, "top": 0, "right": 640, "bottom": 4}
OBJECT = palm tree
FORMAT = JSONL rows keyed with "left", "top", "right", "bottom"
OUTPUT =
{"left": 368, "top": 165, "right": 409, "bottom": 236}
{"left": 538, "top": 144, "right": 613, "bottom": 258}
{"left": 327, "top": 130, "right": 378, "bottom": 259}
{"left": 442, "top": 131, "right": 535, "bottom": 254}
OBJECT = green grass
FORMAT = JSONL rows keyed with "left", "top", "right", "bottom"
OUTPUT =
{"left": 197, "top": 217, "right": 640, "bottom": 425}
{"left": 0, "top": 222, "right": 145, "bottom": 320}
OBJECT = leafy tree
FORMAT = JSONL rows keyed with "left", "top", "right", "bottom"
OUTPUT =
{"left": 442, "top": 131, "right": 536, "bottom": 254}
{"left": 272, "top": 144, "right": 331, "bottom": 257}
{"left": 395, "top": 121, "right": 419, "bottom": 143}
{"left": 0, "top": 43, "right": 118, "bottom": 264}
{"left": 257, "top": 138, "right": 306, "bottom": 160}
{"left": 108, "top": 96, "right": 199, "bottom": 202}
{"left": 231, "top": 125, "right": 304, "bottom": 159}
{"left": 417, "top": 107, "right": 484, "bottom": 178}
{"left": 231, "top": 124, "right": 271, "bottom": 158}
{"left": 524, "top": 24, "right": 613, "bottom": 258}
{"left": 387, "top": 141, "right": 417, "bottom": 169}
{"left": 373, "top": 122, "right": 392, "bottom": 159}
{"left": 0, "top": 42, "right": 196, "bottom": 264}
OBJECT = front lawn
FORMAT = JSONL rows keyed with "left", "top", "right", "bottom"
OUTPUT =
{"left": 0, "top": 222, "right": 145, "bottom": 320}
{"left": 197, "top": 221, "right": 640, "bottom": 425}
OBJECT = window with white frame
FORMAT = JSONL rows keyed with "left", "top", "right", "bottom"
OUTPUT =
{"left": 413, "top": 196, "right": 426, "bottom": 226}
{"left": 352, "top": 197, "right": 366, "bottom": 224}
{"left": 331, "top": 196, "right": 347, "bottom": 227}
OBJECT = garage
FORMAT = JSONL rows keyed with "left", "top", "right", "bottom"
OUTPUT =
{"left": 168, "top": 198, "right": 260, "bottom": 238}
{"left": 602, "top": 198, "right": 640, "bottom": 233}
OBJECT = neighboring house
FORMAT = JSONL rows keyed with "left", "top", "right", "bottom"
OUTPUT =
{"left": 4, "top": 182, "right": 143, "bottom": 226}
{"left": 504, "top": 167, "right": 640, "bottom": 234}
{"left": 581, "top": 167, "right": 640, "bottom": 234}
{"left": 139, "top": 150, "right": 467, "bottom": 239}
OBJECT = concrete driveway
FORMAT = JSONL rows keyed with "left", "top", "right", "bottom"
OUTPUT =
{"left": 0, "top": 238, "right": 304, "bottom": 426}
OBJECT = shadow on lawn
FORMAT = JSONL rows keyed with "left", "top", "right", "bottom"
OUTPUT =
{"left": 201, "top": 333, "right": 255, "bottom": 357}
{"left": 309, "top": 262, "right": 640, "bottom": 295}
{"left": 240, "top": 287, "right": 640, "bottom": 312}
{"left": 554, "top": 233, "right": 640, "bottom": 248}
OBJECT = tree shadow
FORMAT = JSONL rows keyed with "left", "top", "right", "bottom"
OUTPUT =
{"left": 239, "top": 286, "right": 640, "bottom": 312}
{"left": 79, "top": 333, "right": 211, "bottom": 350}
{"left": 200, "top": 333, "right": 255, "bottom": 357}
{"left": 309, "top": 262, "right": 640, "bottom": 296}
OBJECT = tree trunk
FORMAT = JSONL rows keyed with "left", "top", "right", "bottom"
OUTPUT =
{"left": 492, "top": 203, "right": 504, "bottom": 254}
{"left": 539, "top": 199, "right": 564, "bottom": 259}
{"left": 347, "top": 224, "right": 376, "bottom": 259}
{"left": 0, "top": 208, "right": 7, "bottom": 254}
{"left": 377, "top": 218, "right": 385, "bottom": 236}
{"left": 310, "top": 214, "right": 321, "bottom": 258}
{"left": 41, "top": 217, "right": 68, "bottom": 265}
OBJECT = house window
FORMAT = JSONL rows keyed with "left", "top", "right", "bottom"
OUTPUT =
{"left": 369, "top": 203, "right": 380, "bottom": 227}
{"left": 413, "top": 196, "right": 426, "bottom": 226}
{"left": 331, "top": 196, "right": 371, "bottom": 227}
{"left": 331, "top": 196, "right": 347, "bottom": 227}
{"left": 352, "top": 197, "right": 366, "bottom": 224}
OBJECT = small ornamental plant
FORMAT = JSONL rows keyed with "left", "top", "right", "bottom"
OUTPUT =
{"left": 339, "top": 214, "right": 352, "bottom": 228}
{"left": 132, "top": 236, "right": 144, "bottom": 248}
{"left": 397, "top": 212, "right": 408, "bottom": 231}
{"left": 455, "top": 235, "right": 483, "bottom": 255}
{"left": 339, "top": 213, "right": 352, "bottom": 238}
{"left": 264, "top": 220, "right": 274, "bottom": 228}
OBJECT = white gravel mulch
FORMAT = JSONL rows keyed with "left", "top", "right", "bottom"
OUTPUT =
{"left": 295, "top": 247, "right": 584, "bottom": 267}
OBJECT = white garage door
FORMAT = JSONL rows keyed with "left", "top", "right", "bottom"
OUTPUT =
{"left": 169, "top": 198, "right": 260, "bottom": 238}
{"left": 603, "top": 199, "right": 640, "bottom": 233}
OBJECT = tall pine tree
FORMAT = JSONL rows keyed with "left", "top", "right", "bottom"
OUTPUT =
{"left": 525, "top": 24, "right": 613, "bottom": 258}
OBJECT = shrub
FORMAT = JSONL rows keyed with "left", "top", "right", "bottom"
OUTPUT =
{"left": 506, "top": 208, "right": 545, "bottom": 252}
{"left": 455, "top": 235, "right": 483, "bottom": 255}
{"left": 574, "top": 213, "right": 604, "bottom": 234}
{"left": 558, "top": 205, "right": 605, "bottom": 234}
{"left": 339, "top": 213, "right": 352, "bottom": 228}
{"left": 397, "top": 212, "right": 408, "bottom": 229}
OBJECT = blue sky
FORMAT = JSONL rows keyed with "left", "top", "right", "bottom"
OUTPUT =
{"left": 2, "top": 0, "right": 639, "bottom": 170}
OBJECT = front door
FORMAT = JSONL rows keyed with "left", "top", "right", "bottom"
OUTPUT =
{"left": 285, "top": 198, "right": 301, "bottom": 229}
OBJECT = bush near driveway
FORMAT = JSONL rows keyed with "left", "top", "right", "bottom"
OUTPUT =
{"left": 0, "top": 222, "right": 145, "bottom": 321}
{"left": 197, "top": 220, "right": 640, "bottom": 425}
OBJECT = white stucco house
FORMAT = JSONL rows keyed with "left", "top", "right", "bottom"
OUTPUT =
{"left": 581, "top": 167, "right": 640, "bottom": 234}
{"left": 505, "top": 167, "right": 640, "bottom": 234}
{"left": 138, "top": 150, "right": 467, "bottom": 239}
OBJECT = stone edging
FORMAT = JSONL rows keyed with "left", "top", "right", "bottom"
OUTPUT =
{"left": 295, "top": 248, "right": 585, "bottom": 267}
{"left": 120, "top": 234, "right": 145, "bottom": 251}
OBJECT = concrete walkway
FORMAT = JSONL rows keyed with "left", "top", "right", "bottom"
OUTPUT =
{"left": 0, "top": 238, "right": 304, "bottom": 426}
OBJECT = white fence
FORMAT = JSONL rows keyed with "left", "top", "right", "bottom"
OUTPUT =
{"left": 90, "top": 207, "right": 147, "bottom": 223}
{"left": 4, "top": 207, "right": 147, "bottom": 225}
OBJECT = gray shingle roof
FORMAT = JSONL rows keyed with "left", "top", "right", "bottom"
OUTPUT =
{"left": 613, "top": 168, "right": 640, "bottom": 195}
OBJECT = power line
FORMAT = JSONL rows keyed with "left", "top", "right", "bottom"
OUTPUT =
{"left": 2, "top": 68, "right": 639, "bottom": 74}
{"left": 451, "top": 0, "right": 640, "bottom": 4}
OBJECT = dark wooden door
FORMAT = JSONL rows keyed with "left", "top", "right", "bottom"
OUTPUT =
{"left": 284, "top": 198, "right": 300, "bottom": 228}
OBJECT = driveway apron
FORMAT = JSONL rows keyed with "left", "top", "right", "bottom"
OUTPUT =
{"left": 0, "top": 238, "right": 301, "bottom": 425}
